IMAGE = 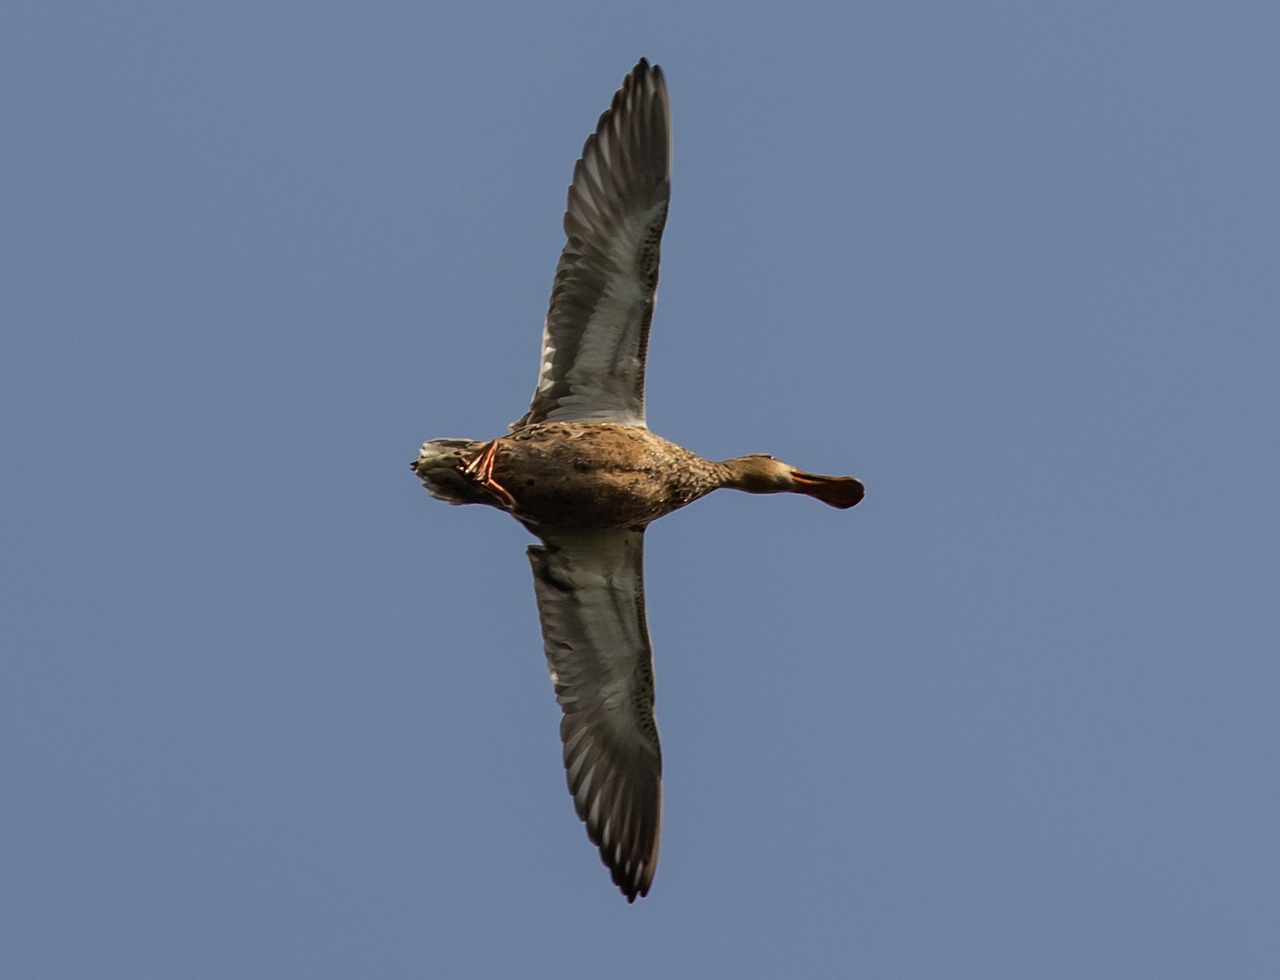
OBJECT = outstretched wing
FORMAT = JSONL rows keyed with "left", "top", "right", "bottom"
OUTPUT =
{"left": 526, "top": 527, "right": 662, "bottom": 901}
{"left": 513, "top": 60, "right": 671, "bottom": 430}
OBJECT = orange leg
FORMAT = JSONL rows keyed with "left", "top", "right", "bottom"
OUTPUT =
{"left": 461, "top": 439, "right": 517, "bottom": 509}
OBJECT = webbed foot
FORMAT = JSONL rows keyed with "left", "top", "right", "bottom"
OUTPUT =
{"left": 461, "top": 439, "right": 518, "bottom": 509}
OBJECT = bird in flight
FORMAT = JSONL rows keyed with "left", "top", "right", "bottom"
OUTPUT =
{"left": 413, "top": 59, "right": 864, "bottom": 901}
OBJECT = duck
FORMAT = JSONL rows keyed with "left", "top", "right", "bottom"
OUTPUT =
{"left": 413, "top": 59, "right": 863, "bottom": 902}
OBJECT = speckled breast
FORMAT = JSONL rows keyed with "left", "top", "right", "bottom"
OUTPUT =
{"left": 494, "top": 423, "right": 716, "bottom": 530}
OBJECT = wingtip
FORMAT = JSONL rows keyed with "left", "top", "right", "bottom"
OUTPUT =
{"left": 606, "top": 779, "right": 661, "bottom": 902}
{"left": 614, "top": 859, "right": 655, "bottom": 903}
{"left": 620, "top": 58, "right": 668, "bottom": 112}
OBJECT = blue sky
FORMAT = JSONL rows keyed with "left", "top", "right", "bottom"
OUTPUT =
{"left": 4, "top": 2, "right": 1278, "bottom": 977}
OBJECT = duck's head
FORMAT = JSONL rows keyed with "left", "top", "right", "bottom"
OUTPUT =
{"left": 717, "top": 454, "right": 865, "bottom": 509}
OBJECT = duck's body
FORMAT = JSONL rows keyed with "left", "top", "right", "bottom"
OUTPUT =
{"left": 416, "top": 423, "right": 712, "bottom": 528}
{"left": 412, "top": 60, "right": 863, "bottom": 902}
{"left": 415, "top": 422, "right": 862, "bottom": 530}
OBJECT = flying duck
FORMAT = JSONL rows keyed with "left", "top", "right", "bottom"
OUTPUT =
{"left": 413, "top": 59, "right": 864, "bottom": 901}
